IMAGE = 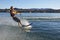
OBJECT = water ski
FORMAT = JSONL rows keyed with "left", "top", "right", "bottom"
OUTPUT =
{"left": 18, "top": 19, "right": 32, "bottom": 30}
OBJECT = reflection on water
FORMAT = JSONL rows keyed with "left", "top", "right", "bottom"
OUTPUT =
{"left": 0, "top": 13, "right": 60, "bottom": 40}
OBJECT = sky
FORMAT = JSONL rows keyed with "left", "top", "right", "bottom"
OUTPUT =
{"left": 0, "top": 0, "right": 60, "bottom": 9}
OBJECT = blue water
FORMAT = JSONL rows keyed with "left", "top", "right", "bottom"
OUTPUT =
{"left": 0, "top": 13, "right": 60, "bottom": 40}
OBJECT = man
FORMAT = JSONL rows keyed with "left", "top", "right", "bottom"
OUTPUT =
{"left": 10, "top": 6, "right": 32, "bottom": 29}
{"left": 10, "top": 6, "right": 22, "bottom": 27}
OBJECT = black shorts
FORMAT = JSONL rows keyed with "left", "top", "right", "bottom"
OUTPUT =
{"left": 13, "top": 17, "right": 20, "bottom": 22}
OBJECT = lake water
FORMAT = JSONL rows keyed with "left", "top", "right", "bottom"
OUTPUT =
{"left": 0, "top": 13, "right": 60, "bottom": 40}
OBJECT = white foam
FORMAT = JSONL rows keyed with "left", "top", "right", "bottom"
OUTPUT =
{"left": 20, "top": 19, "right": 30, "bottom": 25}
{"left": 0, "top": 17, "right": 18, "bottom": 26}
{"left": 20, "top": 19, "right": 32, "bottom": 29}
{"left": 0, "top": 17, "right": 32, "bottom": 29}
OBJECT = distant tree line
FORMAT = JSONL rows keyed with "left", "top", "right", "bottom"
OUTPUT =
{"left": 0, "top": 8, "right": 60, "bottom": 13}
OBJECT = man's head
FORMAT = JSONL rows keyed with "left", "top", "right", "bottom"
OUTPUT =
{"left": 10, "top": 6, "right": 14, "bottom": 10}
{"left": 10, "top": 6, "right": 15, "bottom": 17}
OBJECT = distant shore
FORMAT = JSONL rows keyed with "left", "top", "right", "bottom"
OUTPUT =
{"left": 0, "top": 8, "right": 60, "bottom": 13}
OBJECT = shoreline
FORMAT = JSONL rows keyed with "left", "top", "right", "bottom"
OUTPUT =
{"left": 0, "top": 8, "right": 60, "bottom": 13}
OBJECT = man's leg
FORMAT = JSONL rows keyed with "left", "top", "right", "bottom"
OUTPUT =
{"left": 18, "top": 22, "right": 22, "bottom": 28}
